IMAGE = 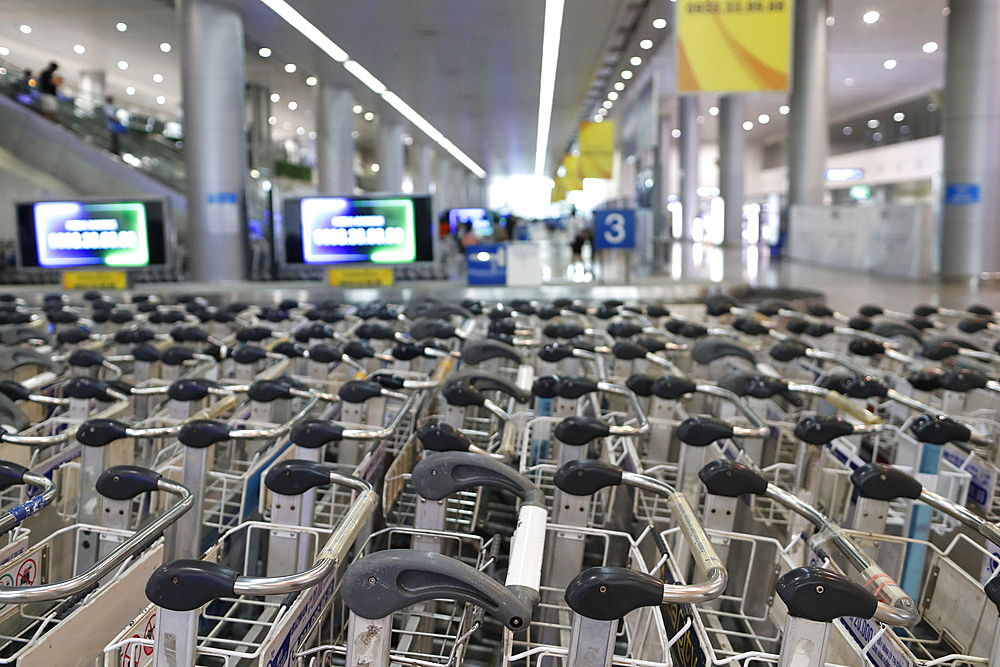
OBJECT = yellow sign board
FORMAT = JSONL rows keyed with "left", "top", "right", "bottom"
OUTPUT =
{"left": 677, "top": 0, "right": 792, "bottom": 93}
{"left": 561, "top": 155, "right": 583, "bottom": 191}
{"left": 578, "top": 121, "right": 614, "bottom": 179}
{"left": 327, "top": 267, "right": 394, "bottom": 287}
{"left": 62, "top": 270, "right": 128, "bottom": 290}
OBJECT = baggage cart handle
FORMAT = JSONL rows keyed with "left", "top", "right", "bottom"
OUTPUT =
{"left": 1, "top": 396, "right": 129, "bottom": 446}
{"left": 0, "top": 462, "right": 57, "bottom": 536}
{"left": 415, "top": 422, "right": 500, "bottom": 458}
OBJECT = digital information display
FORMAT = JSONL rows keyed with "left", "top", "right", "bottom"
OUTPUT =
{"left": 449, "top": 208, "right": 490, "bottom": 234}
{"left": 17, "top": 200, "right": 168, "bottom": 269}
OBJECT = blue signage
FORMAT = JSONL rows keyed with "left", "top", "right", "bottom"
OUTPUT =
{"left": 466, "top": 244, "right": 506, "bottom": 285}
{"left": 593, "top": 209, "right": 636, "bottom": 249}
{"left": 946, "top": 183, "right": 980, "bottom": 205}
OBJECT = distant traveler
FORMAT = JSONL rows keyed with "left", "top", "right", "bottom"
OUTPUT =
{"left": 16, "top": 69, "right": 32, "bottom": 99}
{"left": 103, "top": 96, "right": 125, "bottom": 155}
{"left": 38, "top": 62, "right": 60, "bottom": 119}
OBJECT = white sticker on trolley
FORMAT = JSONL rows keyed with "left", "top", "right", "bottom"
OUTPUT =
{"left": 504, "top": 505, "right": 547, "bottom": 591}
{"left": 120, "top": 611, "right": 156, "bottom": 667}
{"left": 838, "top": 616, "right": 915, "bottom": 667}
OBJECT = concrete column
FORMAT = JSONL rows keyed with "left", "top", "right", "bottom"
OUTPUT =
{"left": 719, "top": 95, "right": 746, "bottom": 246}
{"left": 245, "top": 82, "right": 271, "bottom": 172}
{"left": 941, "top": 0, "right": 1000, "bottom": 276}
{"left": 437, "top": 158, "right": 452, "bottom": 212}
{"left": 179, "top": 0, "right": 249, "bottom": 281}
{"left": 653, "top": 115, "right": 672, "bottom": 242}
{"left": 678, "top": 96, "right": 700, "bottom": 240}
{"left": 450, "top": 164, "right": 465, "bottom": 208}
{"left": 787, "top": 0, "right": 829, "bottom": 207}
{"left": 414, "top": 143, "right": 434, "bottom": 193}
{"left": 316, "top": 83, "right": 355, "bottom": 195}
{"left": 79, "top": 70, "right": 105, "bottom": 111}
{"left": 377, "top": 121, "right": 405, "bottom": 192}
{"left": 465, "top": 173, "right": 479, "bottom": 208}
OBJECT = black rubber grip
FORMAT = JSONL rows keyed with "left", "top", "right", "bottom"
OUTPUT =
{"left": 488, "top": 318, "right": 517, "bottom": 336}
{"left": 805, "top": 323, "right": 835, "bottom": 338}
{"left": 246, "top": 380, "right": 293, "bottom": 403}
{"left": 985, "top": 575, "right": 1000, "bottom": 617}
{"left": 553, "top": 377, "right": 600, "bottom": 399}
{"left": 554, "top": 459, "right": 622, "bottom": 496}
{"left": 411, "top": 451, "right": 544, "bottom": 506}
{"left": 0, "top": 461, "right": 27, "bottom": 492}
{"left": 794, "top": 415, "right": 854, "bottom": 445}
{"left": 68, "top": 350, "right": 104, "bottom": 368}
{"left": 848, "top": 338, "right": 885, "bottom": 357}
{"left": 409, "top": 319, "right": 457, "bottom": 341}
{"left": 958, "top": 318, "right": 991, "bottom": 333}
{"left": 869, "top": 321, "right": 923, "bottom": 343}
{"left": 131, "top": 344, "right": 161, "bottom": 363}
{"left": 680, "top": 322, "right": 709, "bottom": 339}
{"left": 677, "top": 416, "right": 735, "bottom": 446}
{"left": 969, "top": 304, "right": 995, "bottom": 316}
{"left": 307, "top": 344, "right": 341, "bottom": 364}
{"left": 913, "top": 304, "right": 939, "bottom": 317}
{"left": 594, "top": 304, "right": 617, "bottom": 320}
{"left": 339, "top": 380, "right": 384, "bottom": 404}
{"left": 940, "top": 369, "right": 988, "bottom": 392}
{"left": 539, "top": 343, "right": 574, "bottom": 362}
{"left": 646, "top": 304, "right": 671, "bottom": 318}
{"left": 62, "top": 377, "right": 111, "bottom": 401}
{"left": 291, "top": 418, "right": 344, "bottom": 448}
{"left": 776, "top": 567, "right": 877, "bottom": 622}
{"left": 273, "top": 341, "right": 306, "bottom": 358}
{"left": 341, "top": 550, "right": 530, "bottom": 630}
{"left": 907, "top": 317, "right": 935, "bottom": 331}
{"left": 769, "top": 341, "right": 809, "bottom": 362}
{"left": 232, "top": 346, "right": 268, "bottom": 365}
{"left": 692, "top": 338, "right": 756, "bottom": 365}
{"left": 96, "top": 465, "right": 162, "bottom": 500}
{"left": 568, "top": 337, "right": 596, "bottom": 352}
{"left": 167, "top": 378, "right": 217, "bottom": 402}
{"left": 178, "top": 420, "right": 230, "bottom": 448}
{"left": 910, "top": 414, "right": 971, "bottom": 444}
{"left": 532, "top": 375, "right": 560, "bottom": 399}
{"left": 850, "top": 463, "right": 922, "bottom": 501}
{"left": 921, "top": 340, "right": 960, "bottom": 361}
{"left": 907, "top": 368, "right": 944, "bottom": 392}
{"left": 265, "top": 459, "right": 332, "bottom": 495}
{"left": 651, "top": 375, "right": 698, "bottom": 400}
{"left": 665, "top": 318, "right": 686, "bottom": 334}
{"left": 160, "top": 346, "right": 196, "bottom": 367}
{"left": 534, "top": 306, "right": 559, "bottom": 320}
{"left": 808, "top": 304, "right": 835, "bottom": 318}
{"left": 77, "top": 419, "right": 129, "bottom": 447}
{"left": 611, "top": 340, "right": 649, "bottom": 360}
{"left": 699, "top": 459, "right": 768, "bottom": 497}
{"left": 838, "top": 375, "right": 888, "bottom": 399}
{"left": 456, "top": 373, "right": 532, "bottom": 403}
{"left": 626, "top": 374, "right": 655, "bottom": 397}
{"left": 554, "top": 415, "right": 611, "bottom": 445}
{"left": 461, "top": 340, "right": 523, "bottom": 365}
{"left": 0, "top": 381, "right": 30, "bottom": 402}
{"left": 374, "top": 374, "right": 406, "bottom": 391}
{"left": 607, "top": 321, "right": 643, "bottom": 339}
{"left": 416, "top": 422, "right": 472, "bottom": 452}
{"left": 342, "top": 341, "right": 375, "bottom": 360}
{"left": 389, "top": 343, "right": 422, "bottom": 361}
{"left": 145, "top": 560, "right": 240, "bottom": 612}
{"left": 355, "top": 323, "right": 395, "bottom": 340}
{"left": 848, "top": 317, "right": 872, "bottom": 331}
{"left": 236, "top": 327, "right": 272, "bottom": 342}
{"left": 565, "top": 567, "right": 663, "bottom": 620}
{"left": 705, "top": 295, "right": 737, "bottom": 316}
{"left": 720, "top": 371, "right": 788, "bottom": 399}
{"left": 858, "top": 304, "right": 884, "bottom": 317}
{"left": 443, "top": 380, "right": 486, "bottom": 407}
{"left": 57, "top": 327, "right": 91, "bottom": 345}
{"left": 733, "top": 317, "right": 770, "bottom": 337}
{"left": 634, "top": 335, "right": 666, "bottom": 352}
{"left": 785, "top": 317, "right": 809, "bottom": 334}
{"left": 414, "top": 303, "right": 471, "bottom": 320}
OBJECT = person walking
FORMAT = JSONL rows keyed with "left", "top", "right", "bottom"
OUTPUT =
{"left": 103, "top": 96, "right": 125, "bottom": 155}
{"left": 38, "top": 62, "right": 60, "bottom": 119}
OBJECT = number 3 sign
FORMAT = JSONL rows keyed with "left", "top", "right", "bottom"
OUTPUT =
{"left": 593, "top": 210, "right": 636, "bottom": 249}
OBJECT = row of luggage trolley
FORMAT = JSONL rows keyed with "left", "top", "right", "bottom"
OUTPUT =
{"left": 0, "top": 290, "right": 993, "bottom": 667}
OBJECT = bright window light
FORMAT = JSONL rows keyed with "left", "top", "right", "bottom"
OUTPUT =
{"left": 371, "top": 163, "right": 380, "bottom": 172}
{"left": 0, "top": 47, "right": 8, "bottom": 56}
{"left": 593, "top": 115, "right": 603, "bottom": 122}
{"left": 868, "top": 119, "right": 880, "bottom": 129}
{"left": 602, "top": 100, "right": 613, "bottom": 109}
{"left": 894, "top": 112, "right": 905, "bottom": 121}
{"left": 268, "top": 116, "right": 276, "bottom": 125}
{"left": 296, "top": 126, "right": 304, "bottom": 135}
{"left": 534, "top": 0, "right": 565, "bottom": 176}
{"left": 671, "top": 128, "right": 681, "bottom": 138}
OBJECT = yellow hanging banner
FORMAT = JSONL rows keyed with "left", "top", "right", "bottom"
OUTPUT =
{"left": 677, "top": 0, "right": 792, "bottom": 93}
{"left": 62, "top": 270, "right": 128, "bottom": 290}
{"left": 577, "top": 121, "right": 614, "bottom": 179}
{"left": 561, "top": 155, "right": 583, "bottom": 191}
{"left": 327, "top": 267, "right": 394, "bottom": 287}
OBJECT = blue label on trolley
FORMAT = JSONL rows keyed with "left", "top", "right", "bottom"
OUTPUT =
{"left": 942, "top": 444, "right": 995, "bottom": 510}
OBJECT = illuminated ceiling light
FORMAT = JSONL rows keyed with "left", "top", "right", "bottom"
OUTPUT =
{"left": 597, "top": 108, "right": 607, "bottom": 116}
{"left": 351, "top": 130, "right": 359, "bottom": 139}
{"left": 843, "top": 126, "right": 853, "bottom": 135}
{"left": 0, "top": 48, "right": 8, "bottom": 56}
{"left": 873, "top": 131, "right": 883, "bottom": 140}
{"left": 630, "top": 56, "right": 642, "bottom": 66}
{"left": 259, "top": 0, "right": 486, "bottom": 178}
{"left": 779, "top": 105, "right": 790, "bottom": 115}
{"left": 743, "top": 121, "right": 753, "bottom": 130}
{"left": 696, "top": 115, "right": 705, "bottom": 124}
{"left": 283, "top": 121, "right": 291, "bottom": 129}
{"left": 614, "top": 82, "right": 624, "bottom": 91}
{"left": 73, "top": 44, "right": 85, "bottom": 54}
{"left": 671, "top": 129, "right": 681, "bottom": 138}
{"left": 353, "top": 104, "right": 362, "bottom": 114}
{"left": 533, "top": 0, "right": 565, "bottom": 177}
{"left": 621, "top": 70, "right": 633, "bottom": 79}
{"left": 306, "top": 76, "right": 317, "bottom": 86}
{"left": 602, "top": 100, "right": 613, "bottom": 109}
{"left": 258, "top": 47, "right": 272, "bottom": 57}
{"left": 883, "top": 59, "right": 897, "bottom": 70}
{"left": 893, "top": 112, "right": 905, "bottom": 121}
{"left": 404, "top": 135, "right": 413, "bottom": 145}
{"left": 296, "top": 126, "right": 305, "bottom": 135}
{"left": 288, "top": 101, "right": 298, "bottom": 110}
{"left": 708, "top": 106, "right": 719, "bottom": 116}
{"left": 117, "top": 60, "right": 128, "bottom": 70}
{"left": 271, "top": 93, "right": 280, "bottom": 103}
{"left": 593, "top": 115, "right": 603, "bottom": 122}
{"left": 19, "top": 25, "right": 31, "bottom": 34}
{"left": 250, "top": 169, "right": 260, "bottom": 178}
{"left": 284, "top": 63, "right": 297, "bottom": 73}
{"left": 844, "top": 77, "right": 855, "bottom": 86}
{"left": 639, "top": 39, "right": 653, "bottom": 49}
{"left": 309, "top": 131, "right": 316, "bottom": 139}
{"left": 826, "top": 16, "right": 835, "bottom": 26}
{"left": 758, "top": 114, "right": 770, "bottom": 124}
{"left": 268, "top": 116, "right": 276, "bottom": 125}
{"left": 923, "top": 41, "right": 938, "bottom": 53}
{"left": 364, "top": 111, "right": 374, "bottom": 121}
{"left": 125, "top": 86, "right": 135, "bottom": 95}
{"left": 867, "top": 119, "right": 880, "bottom": 128}
{"left": 116, "top": 22, "right": 127, "bottom": 31}
{"left": 607, "top": 91, "right": 618, "bottom": 100}
{"left": 862, "top": 10, "right": 879, "bottom": 24}
{"left": 652, "top": 18, "right": 667, "bottom": 29}
{"left": 156, "top": 95, "right": 166, "bottom": 105}
{"left": 153, "top": 73, "right": 163, "bottom": 83}
{"left": 160, "top": 42, "right": 171, "bottom": 53}
{"left": 371, "top": 163, "right": 380, "bottom": 172}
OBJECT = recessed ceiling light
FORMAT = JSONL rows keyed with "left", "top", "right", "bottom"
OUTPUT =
{"left": 250, "top": 169, "right": 260, "bottom": 178}
{"left": 671, "top": 128, "right": 681, "bottom": 138}
{"left": 268, "top": 116, "right": 276, "bottom": 125}
{"left": 923, "top": 41, "right": 938, "bottom": 53}
{"left": 283, "top": 122, "right": 291, "bottom": 129}
{"left": 862, "top": 10, "right": 879, "bottom": 24}
{"left": 160, "top": 42, "right": 171, "bottom": 53}
{"left": 928, "top": 102, "right": 937, "bottom": 112}
{"left": 0, "top": 48, "right": 8, "bottom": 57}
{"left": 602, "top": 100, "right": 613, "bottom": 109}
{"left": 306, "top": 76, "right": 317, "bottom": 86}
{"left": 371, "top": 163, "right": 380, "bottom": 173}
{"left": 271, "top": 93, "right": 280, "bottom": 103}
{"left": 883, "top": 59, "right": 897, "bottom": 69}
{"left": 873, "top": 131, "right": 883, "bottom": 140}
{"left": 942, "top": 7, "right": 950, "bottom": 15}
{"left": 404, "top": 135, "right": 413, "bottom": 145}
{"left": 621, "top": 70, "right": 633, "bottom": 79}
{"left": 593, "top": 115, "right": 603, "bottom": 122}
{"left": 758, "top": 114, "right": 770, "bottom": 124}
{"left": 779, "top": 105, "right": 790, "bottom": 115}
{"left": 153, "top": 73, "right": 163, "bottom": 83}
{"left": 630, "top": 56, "right": 642, "bottom": 66}
{"left": 309, "top": 131, "right": 316, "bottom": 139}
{"left": 288, "top": 101, "right": 298, "bottom": 110}
{"left": 533, "top": 0, "right": 564, "bottom": 176}
{"left": 696, "top": 115, "right": 705, "bottom": 124}
{"left": 743, "top": 121, "right": 753, "bottom": 130}
{"left": 272, "top": 132, "right": 279, "bottom": 140}
{"left": 117, "top": 60, "right": 128, "bottom": 70}
{"left": 639, "top": 39, "right": 653, "bottom": 50}
{"left": 258, "top": 47, "right": 271, "bottom": 57}
{"left": 826, "top": 16, "right": 835, "bottom": 26}
{"left": 284, "top": 63, "right": 297, "bottom": 73}
{"left": 156, "top": 95, "right": 166, "bottom": 105}
{"left": 73, "top": 44, "right": 85, "bottom": 54}
{"left": 353, "top": 104, "right": 362, "bottom": 114}
{"left": 364, "top": 111, "right": 374, "bottom": 121}
{"left": 597, "top": 108, "right": 607, "bottom": 116}
{"left": 708, "top": 106, "right": 719, "bottom": 116}
{"left": 843, "top": 126, "right": 853, "bottom": 135}
{"left": 845, "top": 77, "right": 855, "bottom": 86}
{"left": 614, "top": 82, "right": 625, "bottom": 91}
{"left": 351, "top": 130, "right": 359, "bottom": 139}
{"left": 867, "top": 119, "right": 880, "bottom": 128}
{"left": 652, "top": 18, "right": 667, "bottom": 29}
{"left": 19, "top": 25, "right": 31, "bottom": 35}
{"left": 116, "top": 22, "right": 127, "bottom": 32}
{"left": 893, "top": 112, "right": 905, "bottom": 121}
{"left": 296, "top": 126, "right": 305, "bottom": 135}
{"left": 125, "top": 86, "right": 135, "bottom": 95}
{"left": 607, "top": 91, "right": 618, "bottom": 100}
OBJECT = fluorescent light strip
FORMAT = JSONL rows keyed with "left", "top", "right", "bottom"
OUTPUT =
{"left": 534, "top": 0, "right": 565, "bottom": 176}
{"left": 259, "top": 0, "right": 486, "bottom": 178}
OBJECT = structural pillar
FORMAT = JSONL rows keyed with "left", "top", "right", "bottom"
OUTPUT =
{"left": 79, "top": 69, "right": 105, "bottom": 111}
{"left": 787, "top": 0, "right": 829, "bottom": 207}
{"left": 377, "top": 121, "right": 405, "bottom": 192}
{"left": 678, "top": 96, "right": 700, "bottom": 240}
{"left": 719, "top": 95, "right": 747, "bottom": 246}
{"left": 316, "top": 83, "right": 355, "bottom": 195}
{"left": 414, "top": 143, "right": 434, "bottom": 194}
{"left": 941, "top": 0, "right": 1000, "bottom": 276}
{"left": 245, "top": 82, "right": 272, "bottom": 173}
{"left": 179, "top": 0, "right": 249, "bottom": 281}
